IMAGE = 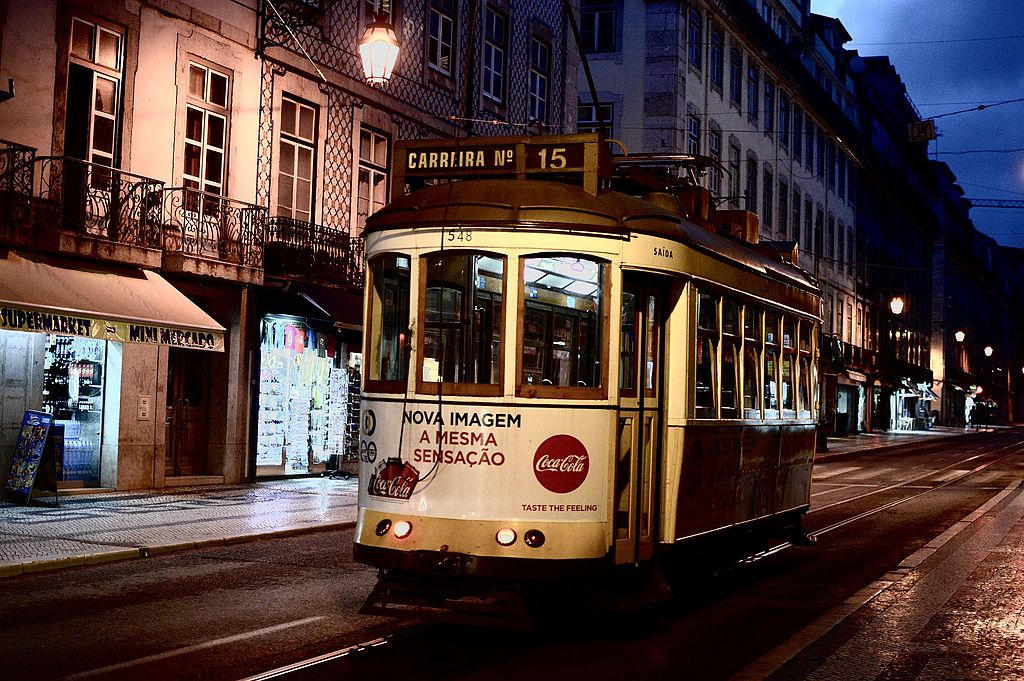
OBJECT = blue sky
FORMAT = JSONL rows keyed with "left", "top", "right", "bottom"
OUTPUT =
{"left": 811, "top": 0, "right": 1024, "bottom": 248}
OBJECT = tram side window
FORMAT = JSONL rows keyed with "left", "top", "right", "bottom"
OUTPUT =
{"left": 797, "top": 319, "right": 812, "bottom": 418}
{"left": 694, "top": 291, "right": 718, "bottom": 417}
{"left": 619, "top": 291, "right": 636, "bottom": 392}
{"left": 520, "top": 256, "right": 604, "bottom": 394}
{"left": 367, "top": 254, "right": 411, "bottom": 390}
{"left": 721, "top": 299, "right": 740, "bottom": 417}
{"left": 420, "top": 252, "right": 504, "bottom": 392}
{"left": 781, "top": 316, "right": 797, "bottom": 417}
{"left": 764, "top": 312, "right": 780, "bottom": 418}
{"left": 742, "top": 305, "right": 761, "bottom": 418}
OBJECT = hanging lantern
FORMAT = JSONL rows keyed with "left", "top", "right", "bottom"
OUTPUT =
{"left": 359, "top": 15, "right": 401, "bottom": 86}
{"left": 889, "top": 296, "right": 905, "bottom": 315}
{"left": 984, "top": 345, "right": 994, "bottom": 357}
{"left": 954, "top": 330, "right": 965, "bottom": 343}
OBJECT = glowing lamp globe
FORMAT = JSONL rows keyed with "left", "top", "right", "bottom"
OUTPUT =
{"left": 954, "top": 330, "right": 965, "bottom": 343}
{"left": 984, "top": 345, "right": 994, "bottom": 357}
{"left": 889, "top": 296, "right": 905, "bottom": 315}
{"left": 359, "top": 19, "right": 401, "bottom": 86}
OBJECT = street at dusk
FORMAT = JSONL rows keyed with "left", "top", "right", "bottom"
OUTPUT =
{"left": 1, "top": 0, "right": 1023, "bottom": 679}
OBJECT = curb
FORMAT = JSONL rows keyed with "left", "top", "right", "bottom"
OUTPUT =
{"left": 0, "top": 519, "right": 357, "bottom": 580}
{"left": 814, "top": 429, "right": 999, "bottom": 462}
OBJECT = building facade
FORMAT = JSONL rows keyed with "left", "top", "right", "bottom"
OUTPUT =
{"left": 0, "top": 0, "right": 578, "bottom": 491}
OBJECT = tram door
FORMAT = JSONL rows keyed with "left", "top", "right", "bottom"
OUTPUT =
{"left": 614, "top": 275, "right": 665, "bottom": 564}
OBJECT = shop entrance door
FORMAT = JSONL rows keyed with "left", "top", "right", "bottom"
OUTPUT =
{"left": 614, "top": 275, "right": 666, "bottom": 565}
{"left": 165, "top": 349, "right": 210, "bottom": 477}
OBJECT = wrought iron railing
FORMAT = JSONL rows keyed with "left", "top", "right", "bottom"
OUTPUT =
{"left": 162, "top": 187, "right": 266, "bottom": 268}
{"left": 264, "top": 216, "right": 364, "bottom": 288}
{"left": 34, "top": 156, "right": 164, "bottom": 248}
{"left": 0, "top": 139, "right": 36, "bottom": 224}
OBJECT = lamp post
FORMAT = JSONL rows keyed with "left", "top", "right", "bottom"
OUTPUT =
{"left": 358, "top": 6, "right": 400, "bottom": 86}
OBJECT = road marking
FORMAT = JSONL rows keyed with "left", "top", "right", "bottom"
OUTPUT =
{"left": 729, "top": 480, "right": 1022, "bottom": 681}
{"left": 846, "top": 467, "right": 893, "bottom": 481}
{"left": 812, "top": 465, "right": 861, "bottom": 480}
{"left": 932, "top": 469, "right": 972, "bottom": 483}
{"left": 811, "top": 483, "right": 859, "bottom": 498}
{"left": 60, "top": 616, "right": 326, "bottom": 680}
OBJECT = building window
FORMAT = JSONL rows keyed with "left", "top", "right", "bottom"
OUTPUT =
{"left": 848, "top": 164, "right": 857, "bottom": 206}
{"left": 827, "top": 214, "right": 835, "bottom": 260}
{"left": 747, "top": 64, "right": 759, "bottom": 119}
{"left": 745, "top": 156, "right": 758, "bottom": 213}
{"left": 428, "top": 4, "right": 455, "bottom": 76}
{"left": 686, "top": 114, "right": 701, "bottom": 156}
{"left": 778, "top": 179, "right": 788, "bottom": 236}
{"left": 847, "top": 229, "right": 854, "bottom": 274}
{"left": 803, "top": 197, "right": 813, "bottom": 252}
{"left": 578, "top": 102, "right": 613, "bottom": 137}
{"left": 528, "top": 38, "right": 551, "bottom": 124}
{"left": 791, "top": 187, "right": 801, "bottom": 244}
{"left": 355, "top": 126, "right": 389, "bottom": 233}
{"left": 792, "top": 106, "right": 802, "bottom": 162}
{"left": 66, "top": 18, "right": 123, "bottom": 171}
{"left": 277, "top": 96, "right": 317, "bottom": 222}
{"left": 814, "top": 204, "right": 823, "bottom": 256}
{"left": 729, "top": 48, "right": 742, "bottom": 105}
{"left": 816, "top": 127, "right": 826, "bottom": 180}
{"left": 728, "top": 143, "right": 741, "bottom": 208}
{"left": 838, "top": 222, "right": 845, "bottom": 270}
{"left": 764, "top": 79, "right": 775, "bottom": 133}
{"left": 778, "top": 92, "right": 790, "bottom": 148}
{"left": 762, "top": 167, "right": 773, "bottom": 227}
{"left": 482, "top": 6, "right": 507, "bottom": 103}
{"left": 709, "top": 24, "right": 724, "bottom": 90}
{"left": 581, "top": 0, "right": 616, "bottom": 52}
{"left": 827, "top": 140, "right": 836, "bottom": 190}
{"left": 838, "top": 154, "right": 847, "bottom": 200}
{"left": 708, "top": 130, "right": 723, "bottom": 195}
{"left": 805, "top": 119, "right": 815, "bottom": 169}
{"left": 184, "top": 61, "right": 231, "bottom": 203}
{"left": 688, "top": 8, "right": 703, "bottom": 71}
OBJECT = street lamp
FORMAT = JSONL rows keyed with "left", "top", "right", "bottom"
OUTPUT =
{"left": 954, "top": 330, "right": 965, "bottom": 343}
{"left": 359, "top": 8, "right": 401, "bottom": 86}
{"left": 889, "top": 296, "right": 905, "bottom": 315}
{"left": 984, "top": 345, "right": 994, "bottom": 357}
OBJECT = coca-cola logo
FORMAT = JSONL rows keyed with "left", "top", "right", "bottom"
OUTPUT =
{"left": 368, "top": 458, "right": 419, "bottom": 500}
{"left": 533, "top": 435, "right": 589, "bottom": 494}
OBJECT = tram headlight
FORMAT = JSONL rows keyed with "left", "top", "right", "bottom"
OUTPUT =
{"left": 392, "top": 520, "right": 412, "bottom": 539}
{"left": 495, "top": 528, "right": 517, "bottom": 546}
{"left": 524, "top": 529, "right": 545, "bottom": 548}
{"left": 374, "top": 519, "right": 392, "bottom": 536}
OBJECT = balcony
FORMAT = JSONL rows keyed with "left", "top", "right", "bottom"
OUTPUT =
{"left": 264, "top": 216, "right": 364, "bottom": 289}
{"left": 31, "top": 156, "right": 165, "bottom": 267}
{"left": 0, "top": 140, "right": 36, "bottom": 243}
{"left": 161, "top": 187, "right": 266, "bottom": 284}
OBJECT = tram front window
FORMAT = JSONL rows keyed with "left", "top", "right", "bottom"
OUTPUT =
{"left": 520, "top": 256, "right": 604, "bottom": 393}
{"left": 420, "top": 252, "right": 504, "bottom": 392}
{"left": 367, "top": 254, "right": 410, "bottom": 390}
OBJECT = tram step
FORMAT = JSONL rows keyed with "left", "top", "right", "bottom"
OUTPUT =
{"left": 360, "top": 573, "right": 533, "bottom": 629}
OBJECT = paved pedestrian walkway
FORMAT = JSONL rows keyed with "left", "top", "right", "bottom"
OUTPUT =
{"left": 0, "top": 476, "right": 358, "bottom": 578}
{"left": 820, "top": 425, "right": 998, "bottom": 459}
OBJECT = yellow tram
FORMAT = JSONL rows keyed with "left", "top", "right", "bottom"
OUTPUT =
{"left": 354, "top": 133, "right": 821, "bottom": 587}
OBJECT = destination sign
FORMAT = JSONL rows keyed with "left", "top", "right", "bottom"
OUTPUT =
{"left": 400, "top": 140, "right": 591, "bottom": 177}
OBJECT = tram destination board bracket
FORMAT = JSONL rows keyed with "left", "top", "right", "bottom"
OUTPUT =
{"left": 393, "top": 133, "right": 611, "bottom": 197}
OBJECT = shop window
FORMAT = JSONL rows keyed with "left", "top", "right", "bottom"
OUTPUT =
{"left": 41, "top": 335, "right": 106, "bottom": 484}
{"left": 366, "top": 254, "right": 410, "bottom": 391}
{"left": 519, "top": 256, "right": 605, "bottom": 397}
{"left": 355, "top": 126, "right": 389, "bottom": 234}
{"left": 419, "top": 252, "right": 504, "bottom": 395}
{"left": 277, "top": 95, "right": 317, "bottom": 222}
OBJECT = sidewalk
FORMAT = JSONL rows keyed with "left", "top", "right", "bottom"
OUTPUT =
{"left": 0, "top": 476, "right": 358, "bottom": 578}
{"left": 818, "top": 425, "right": 1000, "bottom": 459}
{"left": 0, "top": 425, "right": 995, "bottom": 579}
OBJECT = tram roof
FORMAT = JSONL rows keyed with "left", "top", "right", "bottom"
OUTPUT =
{"left": 364, "top": 179, "right": 818, "bottom": 292}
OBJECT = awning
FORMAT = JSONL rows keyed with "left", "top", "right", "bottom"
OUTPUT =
{"left": 921, "top": 387, "right": 941, "bottom": 401}
{"left": 0, "top": 252, "right": 224, "bottom": 351}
